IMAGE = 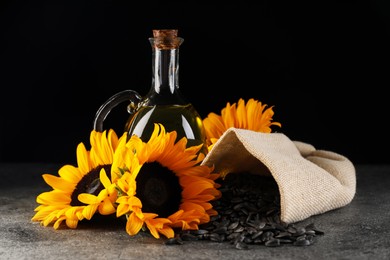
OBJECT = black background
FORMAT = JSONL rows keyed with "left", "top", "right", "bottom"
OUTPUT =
{"left": 1, "top": 0, "right": 389, "bottom": 165}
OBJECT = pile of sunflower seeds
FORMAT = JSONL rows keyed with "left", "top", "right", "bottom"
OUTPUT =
{"left": 166, "top": 172, "right": 324, "bottom": 249}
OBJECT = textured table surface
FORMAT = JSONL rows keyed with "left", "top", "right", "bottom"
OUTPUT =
{"left": 0, "top": 163, "right": 389, "bottom": 260}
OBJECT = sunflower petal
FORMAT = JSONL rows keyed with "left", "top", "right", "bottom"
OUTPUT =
{"left": 126, "top": 212, "right": 144, "bottom": 236}
{"left": 36, "top": 191, "right": 71, "bottom": 205}
{"left": 82, "top": 204, "right": 99, "bottom": 220}
{"left": 78, "top": 193, "right": 99, "bottom": 205}
{"left": 76, "top": 143, "right": 91, "bottom": 173}
{"left": 99, "top": 168, "right": 112, "bottom": 190}
{"left": 98, "top": 199, "right": 116, "bottom": 215}
{"left": 42, "top": 174, "right": 73, "bottom": 191}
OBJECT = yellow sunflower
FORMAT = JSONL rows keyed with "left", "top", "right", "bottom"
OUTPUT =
{"left": 202, "top": 98, "right": 282, "bottom": 150}
{"left": 112, "top": 123, "right": 221, "bottom": 239}
{"left": 31, "top": 129, "right": 123, "bottom": 229}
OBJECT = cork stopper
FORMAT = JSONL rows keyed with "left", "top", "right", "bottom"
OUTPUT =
{"left": 151, "top": 29, "right": 183, "bottom": 49}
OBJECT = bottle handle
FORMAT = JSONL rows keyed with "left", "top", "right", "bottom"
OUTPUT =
{"left": 93, "top": 89, "right": 143, "bottom": 132}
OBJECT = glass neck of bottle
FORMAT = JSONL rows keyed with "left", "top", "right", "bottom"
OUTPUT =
{"left": 151, "top": 47, "right": 181, "bottom": 94}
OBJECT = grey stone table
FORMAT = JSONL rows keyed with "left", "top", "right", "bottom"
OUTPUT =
{"left": 0, "top": 163, "right": 389, "bottom": 260}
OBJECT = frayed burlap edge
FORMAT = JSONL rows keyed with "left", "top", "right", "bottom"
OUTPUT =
{"left": 201, "top": 128, "right": 356, "bottom": 224}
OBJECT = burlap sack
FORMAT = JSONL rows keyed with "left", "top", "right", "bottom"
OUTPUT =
{"left": 201, "top": 128, "right": 356, "bottom": 224}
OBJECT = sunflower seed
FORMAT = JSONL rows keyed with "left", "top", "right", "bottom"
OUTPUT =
{"left": 294, "top": 239, "right": 311, "bottom": 246}
{"left": 235, "top": 241, "right": 249, "bottom": 250}
{"left": 193, "top": 229, "right": 209, "bottom": 235}
{"left": 227, "top": 221, "right": 239, "bottom": 230}
{"left": 180, "top": 232, "right": 199, "bottom": 241}
{"left": 265, "top": 238, "right": 281, "bottom": 247}
{"left": 251, "top": 230, "right": 263, "bottom": 240}
{"left": 165, "top": 236, "right": 183, "bottom": 245}
{"left": 213, "top": 226, "right": 228, "bottom": 234}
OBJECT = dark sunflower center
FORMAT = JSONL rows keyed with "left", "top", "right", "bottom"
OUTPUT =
{"left": 70, "top": 165, "right": 111, "bottom": 206}
{"left": 136, "top": 162, "right": 182, "bottom": 218}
